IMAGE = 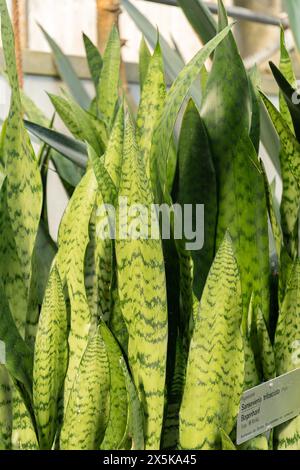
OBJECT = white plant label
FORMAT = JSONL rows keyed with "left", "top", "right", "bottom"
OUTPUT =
{"left": 237, "top": 368, "right": 300, "bottom": 445}
{"left": 0, "top": 340, "right": 6, "bottom": 365}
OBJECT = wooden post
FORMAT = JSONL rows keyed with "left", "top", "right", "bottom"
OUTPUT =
{"left": 97, "top": 0, "right": 121, "bottom": 54}
{"left": 12, "top": 0, "right": 24, "bottom": 87}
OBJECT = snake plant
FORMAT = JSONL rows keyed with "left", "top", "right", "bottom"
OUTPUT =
{"left": 0, "top": 0, "right": 300, "bottom": 451}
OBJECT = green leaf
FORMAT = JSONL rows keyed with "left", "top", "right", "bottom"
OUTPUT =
{"left": 122, "top": 0, "right": 187, "bottom": 88}
{"left": 10, "top": 377, "right": 38, "bottom": 450}
{"left": 115, "top": 115, "right": 168, "bottom": 450}
{"left": 120, "top": 357, "right": 144, "bottom": 450}
{"left": 24, "top": 120, "right": 88, "bottom": 169}
{"left": 0, "top": 0, "right": 42, "bottom": 331}
{"left": 151, "top": 21, "right": 233, "bottom": 202}
{"left": 139, "top": 37, "right": 151, "bottom": 91}
{"left": 88, "top": 145, "right": 117, "bottom": 206}
{"left": 56, "top": 169, "right": 98, "bottom": 405}
{"left": 100, "top": 324, "right": 128, "bottom": 450}
{"left": 179, "top": 233, "right": 244, "bottom": 450}
{"left": 270, "top": 61, "right": 300, "bottom": 142}
{"left": 48, "top": 92, "right": 107, "bottom": 154}
{"left": 279, "top": 29, "right": 297, "bottom": 133}
{"left": 283, "top": 0, "right": 300, "bottom": 51}
{"left": 260, "top": 92, "right": 300, "bottom": 258}
{"left": 256, "top": 308, "right": 276, "bottom": 381}
{"left": 33, "top": 266, "right": 68, "bottom": 449}
{"left": 83, "top": 33, "right": 103, "bottom": 89}
{"left": 20, "top": 90, "right": 50, "bottom": 127}
{"left": 0, "top": 281, "right": 33, "bottom": 397}
{"left": 60, "top": 327, "right": 110, "bottom": 450}
{"left": 248, "top": 66, "right": 261, "bottom": 154}
{"left": 51, "top": 151, "right": 84, "bottom": 191}
{"left": 274, "top": 259, "right": 300, "bottom": 449}
{"left": 39, "top": 24, "right": 90, "bottom": 109}
{"left": 177, "top": 99, "right": 217, "bottom": 299}
{"left": 104, "top": 104, "right": 124, "bottom": 189}
{"left": 201, "top": 3, "right": 270, "bottom": 323}
{"left": 220, "top": 429, "right": 236, "bottom": 450}
{"left": 137, "top": 43, "right": 166, "bottom": 179}
{"left": 177, "top": 0, "right": 217, "bottom": 45}
{"left": 0, "top": 365, "right": 12, "bottom": 450}
{"left": 97, "top": 26, "right": 121, "bottom": 127}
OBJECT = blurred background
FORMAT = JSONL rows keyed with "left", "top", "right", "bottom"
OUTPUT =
{"left": 0, "top": 0, "right": 298, "bottom": 238}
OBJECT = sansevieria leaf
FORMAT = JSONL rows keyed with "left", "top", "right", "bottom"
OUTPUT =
{"left": 115, "top": 115, "right": 168, "bottom": 450}
{"left": 10, "top": 378, "right": 38, "bottom": 450}
{"left": 97, "top": 26, "right": 120, "bottom": 128}
{"left": 60, "top": 327, "right": 110, "bottom": 450}
{"left": 139, "top": 37, "right": 151, "bottom": 91}
{"left": 83, "top": 33, "right": 103, "bottom": 89}
{"left": 33, "top": 266, "right": 68, "bottom": 450}
{"left": 201, "top": 1, "right": 269, "bottom": 323}
{"left": 150, "top": 21, "right": 232, "bottom": 202}
{"left": 279, "top": 29, "right": 297, "bottom": 134}
{"left": 179, "top": 233, "right": 244, "bottom": 450}
{"left": 0, "top": 365, "right": 12, "bottom": 450}
{"left": 100, "top": 324, "right": 128, "bottom": 450}
{"left": 57, "top": 169, "right": 98, "bottom": 405}
{"left": 274, "top": 260, "right": 300, "bottom": 449}
{"left": 137, "top": 43, "right": 166, "bottom": 179}
{"left": 0, "top": 0, "right": 42, "bottom": 335}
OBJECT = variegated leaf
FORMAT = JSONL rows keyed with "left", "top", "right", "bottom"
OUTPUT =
{"left": 179, "top": 233, "right": 244, "bottom": 450}
{"left": 115, "top": 115, "right": 168, "bottom": 449}
{"left": 60, "top": 327, "right": 110, "bottom": 450}
{"left": 33, "top": 265, "right": 68, "bottom": 450}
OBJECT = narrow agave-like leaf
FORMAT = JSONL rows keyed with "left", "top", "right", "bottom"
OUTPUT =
{"left": 40, "top": 25, "right": 90, "bottom": 110}
{"left": 279, "top": 29, "right": 297, "bottom": 133}
{"left": 57, "top": 169, "right": 98, "bottom": 405}
{"left": 201, "top": 2, "right": 269, "bottom": 323}
{"left": 248, "top": 66, "right": 261, "bottom": 154}
{"left": 83, "top": 33, "right": 103, "bottom": 89}
{"left": 115, "top": 115, "right": 168, "bottom": 449}
{"left": 283, "top": 0, "right": 300, "bottom": 51}
{"left": 24, "top": 120, "right": 88, "bottom": 169}
{"left": 0, "top": 181, "right": 28, "bottom": 335}
{"left": 177, "top": 0, "right": 217, "bottom": 45}
{"left": 97, "top": 26, "right": 121, "bottom": 127}
{"left": 256, "top": 308, "right": 276, "bottom": 381}
{"left": 0, "top": 365, "right": 12, "bottom": 450}
{"left": 20, "top": 90, "right": 50, "bottom": 128}
{"left": 150, "top": 21, "right": 232, "bottom": 202}
{"left": 100, "top": 324, "right": 128, "bottom": 450}
{"left": 260, "top": 92, "right": 300, "bottom": 182}
{"left": 139, "top": 37, "right": 151, "bottom": 91}
{"left": 120, "top": 357, "right": 144, "bottom": 450}
{"left": 51, "top": 151, "right": 84, "bottom": 190}
{"left": 49, "top": 93, "right": 107, "bottom": 154}
{"left": 220, "top": 429, "right": 236, "bottom": 450}
{"left": 179, "top": 233, "right": 244, "bottom": 450}
{"left": 0, "top": 281, "right": 33, "bottom": 397}
{"left": 60, "top": 327, "right": 110, "bottom": 450}
{"left": 0, "top": 0, "right": 42, "bottom": 333}
{"left": 274, "top": 259, "right": 300, "bottom": 449}
{"left": 177, "top": 100, "right": 217, "bottom": 299}
{"left": 270, "top": 61, "right": 300, "bottom": 142}
{"left": 10, "top": 379, "right": 38, "bottom": 450}
{"left": 137, "top": 43, "right": 166, "bottom": 179}
{"left": 33, "top": 266, "right": 68, "bottom": 450}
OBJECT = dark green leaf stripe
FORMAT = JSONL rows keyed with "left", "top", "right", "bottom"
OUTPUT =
{"left": 33, "top": 265, "right": 68, "bottom": 450}
{"left": 115, "top": 115, "right": 168, "bottom": 450}
{"left": 179, "top": 233, "right": 244, "bottom": 450}
{"left": 60, "top": 327, "right": 110, "bottom": 450}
